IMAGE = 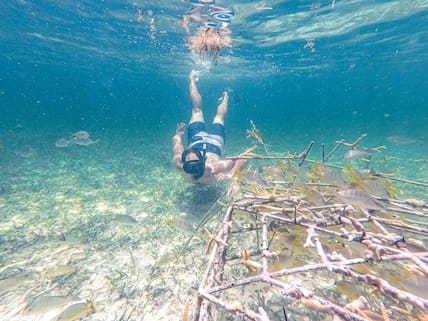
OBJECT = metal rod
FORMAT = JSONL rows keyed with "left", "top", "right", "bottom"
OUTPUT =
{"left": 325, "top": 139, "right": 344, "bottom": 161}
{"left": 298, "top": 140, "right": 314, "bottom": 166}
{"left": 321, "top": 143, "right": 325, "bottom": 163}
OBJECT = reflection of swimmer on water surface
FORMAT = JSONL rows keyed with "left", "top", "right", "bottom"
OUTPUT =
{"left": 184, "top": 1, "right": 232, "bottom": 30}
{"left": 184, "top": 1, "right": 235, "bottom": 62}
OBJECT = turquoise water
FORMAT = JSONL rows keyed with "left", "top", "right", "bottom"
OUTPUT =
{"left": 1, "top": 1, "right": 427, "bottom": 320}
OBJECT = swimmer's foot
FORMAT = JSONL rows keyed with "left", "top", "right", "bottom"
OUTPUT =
{"left": 219, "top": 90, "right": 229, "bottom": 102}
{"left": 190, "top": 70, "right": 200, "bottom": 82}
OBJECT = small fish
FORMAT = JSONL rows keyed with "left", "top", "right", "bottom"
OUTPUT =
{"left": 165, "top": 217, "right": 196, "bottom": 234}
{"left": 55, "top": 138, "right": 70, "bottom": 148}
{"left": 271, "top": 225, "right": 311, "bottom": 270}
{"left": 15, "top": 145, "right": 36, "bottom": 158}
{"left": 281, "top": 161, "right": 309, "bottom": 180}
{"left": 70, "top": 137, "right": 98, "bottom": 146}
{"left": 357, "top": 168, "right": 376, "bottom": 176}
{"left": 62, "top": 233, "right": 83, "bottom": 244}
{"left": 237, "top": 169, "right": 269, "bottom": 187}
{"left": 0, "top": 272, "right": 36, "bottom": 295}
{"left": 405, "top": 238, "right": 427, "bottom": 252}
{"left": 343, "top": 166, "right": 373, "bottom": 183}
{"left": 261, "top": 165, "right": 285, "bottom": 179}
{"left": 318, "top": 168, "right": 348, "bottom": 188}
{"left": 335, "top": 189, "right": 384, "bottom": 211}
{"left": 335, "top": 280, "right": 361, "bottom": 300}
{"left": 157, "top": 251, "right": 176, "bottom": 266}
{"left": 404, "top": 199, "right": 426, "bottom": 207}
{"left": 343, "top": 148, "right": 374, "bottom": 161}
{"left": 56, "top": 302, "right": 94, "bottom": 321}
{"left": 111, "top": 214, "right": 138, "bottom": 225}
{"left": 102, "top": 214, "right": 138, "bottom": 231}
{"left": 300, "top": 186, "right": 325, "bottom": 205}
{"left": 385, "top": 135, "right": 421, "bottom": 145}
{"left": 45, "top": 265, "right": 76, "bottom": 279}
{"left": 360, "top": 178, "right": 392, "bottom": 199}
{"left": 71, "top": 130, "right": 90, "bottom": 140}
{"left": 24, "top": 295, "right": 80, "bottom": 315}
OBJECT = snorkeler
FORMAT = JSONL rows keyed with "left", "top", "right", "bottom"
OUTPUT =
{"left": 172, "top": 71, "right": 247, "bottom": 184}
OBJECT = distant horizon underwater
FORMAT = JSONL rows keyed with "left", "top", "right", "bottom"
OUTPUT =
{"left": 0, "top": 1, "right": 427, "bottom": 320}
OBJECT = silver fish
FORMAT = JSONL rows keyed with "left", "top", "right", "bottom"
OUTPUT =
{"left": 238, "top": 169, "right": 269, "bottom": 187}
{"left": 261, "top": 165, "right": 285, "bottom": 178}
{"left": 360, "top": 179, "right": 391, "bottom": 199}
{"left": 102, "top": 214, "right": 138, "bottom": 231}
{"left": 70, "top": 137, "right": 98, "bottom": 146}
{"left": 320, "top": 170, "right": 348, "bottom": 188}
{"left": 343, "top": 148, "right": 374, "bottom": 161}
{"left": 335, "top": 189, "right": 384, "bottom": 211}
{"left": 385, "top": 135, "right": 420, "bottom": 145}
{"left": 55, "top": 138, "right": 70, "bottom": 148}
{"left": 0, "top": 272, "right": 36, "bottom": 295}
{"left": 24, "top": 295, "right": 80, "bottom": 315}
{"left": 301, "top": 186, "right": 325, "bottom": 205}
{"left": 56, "top": 302, "right": 94, "bottom": 321}
{"left": 45, "top": 265, "right": 76, "bottom": 279}
{"left": 71, "top": 130, "right": 90, "bottom": 140}
{"left": 165, "top": 217, "right": 196, "bottom": 234}
{"left": 112, "top": 214, "right": 138, "bottom": 225}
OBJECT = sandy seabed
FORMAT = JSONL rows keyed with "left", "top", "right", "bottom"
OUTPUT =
{"left": 0, "top": 127, "right": 426, "bottom": 321}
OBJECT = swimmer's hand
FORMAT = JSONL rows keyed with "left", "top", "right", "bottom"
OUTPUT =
{"left": 176, "top": 122, "right": 186, "bottom": 136}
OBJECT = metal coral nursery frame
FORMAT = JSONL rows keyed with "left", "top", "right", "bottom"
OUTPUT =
{"left": 192, "top": 135, "right": 428, "bottom": 321}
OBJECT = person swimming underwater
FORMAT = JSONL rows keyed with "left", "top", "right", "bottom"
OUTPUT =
{"left": 172, "top": 71, "right": 247, "bottom": 184}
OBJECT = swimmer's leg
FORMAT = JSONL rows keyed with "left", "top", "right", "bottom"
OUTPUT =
{"left": 213, "top": 91, "right": 228, "bottom": 125}
{"left": 189, "top": 70, "right": 203, "bottom": 123}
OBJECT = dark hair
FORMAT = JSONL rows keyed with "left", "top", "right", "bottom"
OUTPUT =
{"left": 181, "top": 147, "right": 206, "bottom": 179}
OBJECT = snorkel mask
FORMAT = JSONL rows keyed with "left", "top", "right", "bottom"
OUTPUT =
{"left": 182, "top": 147, "right": 206, "bottom": 180}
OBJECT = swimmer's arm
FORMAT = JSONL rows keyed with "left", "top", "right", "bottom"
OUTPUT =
{"left": 228, "top": 159, "right": 248, "bottom": 177}
{"left": 172, "top": 123, "right": 186, "bottom": 169}
{"left": 213, "top": 159, "right": 248, "bottom": 180}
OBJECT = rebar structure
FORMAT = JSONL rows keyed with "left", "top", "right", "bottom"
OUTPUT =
{"left": 191, "top": 136, "right": 428, "bottom": 321}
